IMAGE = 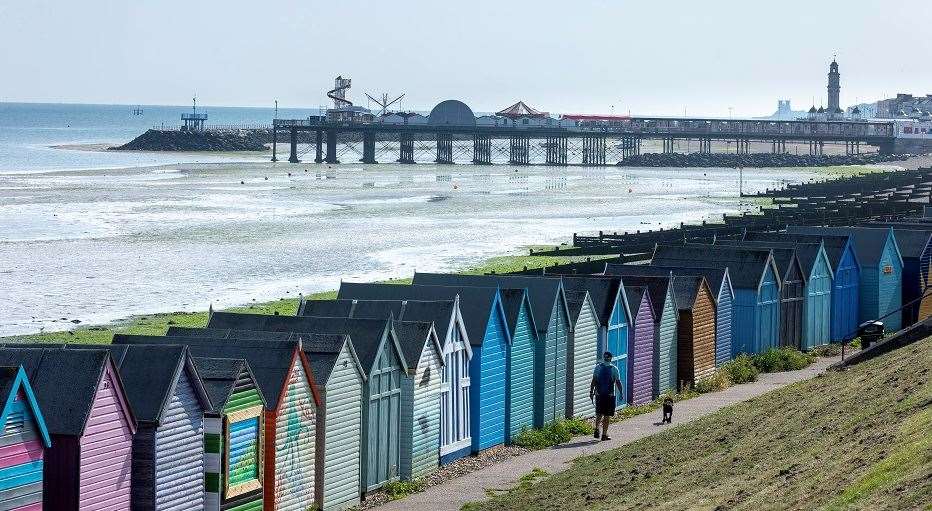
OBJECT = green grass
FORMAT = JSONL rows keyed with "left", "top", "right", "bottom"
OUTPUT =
{"left": 751, "top": 346, "right": 816, "bottom": 373}
{"left": 383, "top": 479, "right": 427, "bottom": 501}
{"left": 511, "top": 419, "right": 594, "bottom": 450}
{"left": 462, "top": 337, "right": 932, "bottom": 511}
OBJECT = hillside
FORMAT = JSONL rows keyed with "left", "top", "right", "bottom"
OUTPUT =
{"left": 467, "top": 338, "right": 932, "bottom": 511}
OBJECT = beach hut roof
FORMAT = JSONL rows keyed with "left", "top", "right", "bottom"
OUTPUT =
{"left": 718, "top": 239, "right": 830, "bottom": 279}
{"left": 671, "top": 276, "right": 706, "bottom": 311}
{"left": 0, "top": 366, "right": 51, "bottom": 447}
{"left": 702, "top": 242, "right": 805, "bottom": 285}
{"left": 605, "top": 263, "right": 733, "bottom": 302}
{"left": 390, "top": 321, "right": 443, "bottom": 371}
{"left": 787, "top": 226, "right": 902, "bottom": 266}
{"left": 297, "top": 299, "right": 356, "bottom": 317}
{"left": 191, "top": 357, "right": 258, "bottom": 414}
{"left": 861, "top": 225, "right": 932, "bottom": 258}
{"left": 301, "top": 334, "right": 363, "bottom": 385}
{"left": 0, "top": 348, "right": 136, "bottom": 436}
{"left": 411, "top": 273, "right": 566, "bottom": 334}
{"left": 338, "top": 283, "right": 506, "bottom": 348}
{"left": 623, "top": 285, "right": 648, "bottom": 315}
{"left": 558, "top": 276, "right": 623, "bottom": 328}
{"left": 602, "top": 274, "right": 670, "bottom": 319}
{"left": 652, "top": 244, "right": 779, "bottom": 291}
{"left": 114, "top": 334, "right": 309, "bottom": 411}
{"left": 206, "top": 312, "right": 408, "bottom": 374}
{"left": 498, "top": 288, "right": 538, "bottom": 339}
{"left": 563, "top": 290, "right": 589, "bottom": 321}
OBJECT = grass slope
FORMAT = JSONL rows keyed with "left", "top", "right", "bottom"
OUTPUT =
{"left": 468, "top": 338, "right": 932, "bottom": 511}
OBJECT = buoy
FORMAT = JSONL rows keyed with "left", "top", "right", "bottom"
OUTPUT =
{"left": 240, "top": 180, "right": 245, "bottom": 184}
{"left": 288, "top": 172, "right": 292, "bottom": 176}
{"left": 628, "top": 188, "right": 632, "bottom": 193}
{"left": 264, "top": 176, "right": 268, "bottom": 180}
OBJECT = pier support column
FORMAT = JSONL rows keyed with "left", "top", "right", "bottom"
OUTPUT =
{"left": 315, "top": 130, "right": 323, "bottom": 163}
{"left": 546, "top": 136, "right": 567, "bottom": 165}
{"left": 399, "top": 132, "right": 415, "bottom": 164}
{"left": 509, "top": 135, "right": 530, "bottom": 165}
{"left": 362, "top": 130, "right": 376, "bottom": 163}
{"left": 325, "top": 129, "right": 338, "bottom": 163}
{"left": 472, "top": 135, "right": 491, "bottom": 164}
{"left": 662, "top": 137, "right": 676, "bottom": 154}
{"left": 436, "top": 133, "right": 454, "bottom": 164}
{"left": 288, "top": 128, "right": 299, "bottom": 163}
{"left": 271, "top": 127, "right": 278, "bottom": 162}
{"left": 585, "top": 135, "right": 606, "bottom": 165}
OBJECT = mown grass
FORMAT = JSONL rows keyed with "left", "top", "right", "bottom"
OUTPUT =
{"left": 2, "top": 250, "right": 582, "bottom": 345}
{"left": 463, "top": 337, "right": 932, "bottom": 511}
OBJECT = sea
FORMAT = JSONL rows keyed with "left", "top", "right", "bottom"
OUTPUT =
{"left": 0, "top": 102, "right": 823, "bottom": 337}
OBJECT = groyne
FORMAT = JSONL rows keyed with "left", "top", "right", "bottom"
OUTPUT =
{"left": 616, "top": 151, "right": 910, "bottom": 168}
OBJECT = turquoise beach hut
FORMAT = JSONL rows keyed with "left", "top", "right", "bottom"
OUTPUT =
{"left": 0, "top": 365, "right": 51, "bottom": 511}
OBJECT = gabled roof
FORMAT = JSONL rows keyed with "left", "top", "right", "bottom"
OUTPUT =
{"left": 671, "top": 276, "right": 705, "bottom": 312}
{"left": 744, "top": 231, "right": 857, "bottom": 271}
{"left": 191, "top": 357, "right": 260, "bottom": 414}
{"left": 496, "top": 101, "right": 546, "bottom": 119}
{"left": 67, "top": 343, "right": 209, "bottom": 425}
{"left": 0, "top": 366, "right": 51, "bottom": 447}
{"left": 623, "top": 285, "right": 654, "bottom": 321}
{"left": 113, "top": 334, "right": 311, "bottom": 411}
{"left": 604, "top": 275, "right": 670, "bottom": 319}
{"left": 652, "top": 244, "right": 780, "bottom": 291}
{"left": 208, "top": 313, "right": 408, "bottom": 375}
{"left": 860, "top": 224, "right": 932, "bottom": 259}
{"left": 558, "top": 276, "right": 623, "bottom": 329}
{"left": 391, "top": 321, "right": 443, "bottom": 371}
{"left": 498, "top": 288, "right": 537, "bottom": 340}
{"left": 0, "top": 348, "right": 136, "bottom": 437}
{"left": 411, "top": 273, "right": 567, "bottom": 335}
{"left": 338, "top": 283, "right": 506, "bottom": 348}
{"left": 563, "top": 291, "right": 587, "bottom": 322}
{"left": 787, "top": 226, "right": 903, "bottom": 267}
{"left": 606, "top": 263, "right": 735, "bottom": 302}
{"left": 297, "top": 299, "right": 356, "bottom": 318}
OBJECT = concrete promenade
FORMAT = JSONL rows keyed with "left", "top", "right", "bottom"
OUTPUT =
{"left": 375, "top": 356, "right": 840, "bottom": 511}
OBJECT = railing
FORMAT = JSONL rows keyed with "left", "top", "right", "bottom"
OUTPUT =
{"left": 152, "top": 123, "right": 272, "bottom": 131}
{"left": 181, "top": 113, "right": 209, "bottom": 120}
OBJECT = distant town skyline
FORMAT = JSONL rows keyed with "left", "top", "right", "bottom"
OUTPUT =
{"left": 2, "top": 0, "right": 930, "bottom": 117}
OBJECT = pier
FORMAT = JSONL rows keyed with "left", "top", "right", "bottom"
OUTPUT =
{"left": 271, "top": 115, "right": 897, "bottom": 166}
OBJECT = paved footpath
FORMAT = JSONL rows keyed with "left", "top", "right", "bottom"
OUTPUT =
{"left": 375, "top": 356, "right": 840, "bottom": 511}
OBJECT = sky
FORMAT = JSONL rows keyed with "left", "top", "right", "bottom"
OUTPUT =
{"left": 1, "top": 0, "right": 930, "bottom": 117}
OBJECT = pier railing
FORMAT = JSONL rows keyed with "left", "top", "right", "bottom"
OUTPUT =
{"left": 152, "top": 123, "right": 273, "bottom": 131}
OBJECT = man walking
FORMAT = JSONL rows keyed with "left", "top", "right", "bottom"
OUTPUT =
{"left": 590, "top": 351, "right": 624, "bottom": 441}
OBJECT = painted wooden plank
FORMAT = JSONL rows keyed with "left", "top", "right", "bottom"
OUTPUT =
{"left": 715, "top": 280, "right": 734, "bottom": 366}
{"left": 153, "top": 370, "right": 205, "bottom": 511}
{"left": 400, "top": 340, "right": 441, "bottom": 480}
{"left": 272, "top": 361, "right": 316, "bottom": 511}
{"left": 319, "top": 346, "right": 362, "bottom": 511}
{"left": 657, "top": 291, "right": 678, "bottom": 395}
{"left": 568, "top": 301, "right": 598, "bottom": 418}
{"left": 508, "top": 303, "right": 536, "bottom": 437}
{"left": 629, "top": 294, "right": 655, "bottom": 406}
{"left": 470, "top": 312, "right": 507, "bottom": 452}
{"left": 361, "top": 341, "right": 403, "bottom": 492}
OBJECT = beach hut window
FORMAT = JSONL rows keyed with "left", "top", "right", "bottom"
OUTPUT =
{"left": 224, "top": 405, "right": 263, "bottom": 498}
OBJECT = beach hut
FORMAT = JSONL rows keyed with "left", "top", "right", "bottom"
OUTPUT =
{"left": 412, "top": 273, "right": 571, "bottom": 426}
{"left": 561, "top": 290, "right": 599, "bottom": 417}
{"left": 337, "top": 283, "right": 510, "bottom": 455}
{"left": 669, "top": 277, "right": 717, "bottom": 384}
{"left": 599, "top": 270, "right": 678, "bottom": 396}
{"left": 623, "top": 286, "right": 655, "bottom": 405}
{"left": 653, "top": 244, "right": 781, "bottom": 356}
{"left": 789, "top": 226, "right": 903, "bottom": 332}
{"left": 713, "top": 242, "right": 807, "bottom": 349}
{"left": 0, "top": 348, "right": 137, "bottom": 510}
{"left": 171, "top": 329, "right": 366, "bottom": 511}
{"left": 64, "top": 344, "right": 211, "bottom": 511}
{"left": 0, "top": 365, "right": 51, "bottom": 511}
{"left": 496, "top": 288, "right": 538, "bottom": 437}
{"left": 188, "top": 356, "right": 265, "bottom": 511}
{"left": 861, "top": 223, "right": 932, "bottom": 325}
{"left": 116, "top": 335, "right": 319, "bottom": 511}
{"left": 204, "top": 313, "right": 407, "bottom": 494}
{"left": 745, "top": 232, "right": 861, "bottom": 342}
{"left": 550, "top": 276, "right": 630, "bottom": 411}
{"left": 608, "top": 264, "right": 734, "bottom": 367}
{"left": 301, "top": 298, "right": 473, "bottom": 466}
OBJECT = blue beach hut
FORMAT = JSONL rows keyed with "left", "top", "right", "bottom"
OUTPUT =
{"left": 861, "top": 223, "right": 932, "bottom": 325}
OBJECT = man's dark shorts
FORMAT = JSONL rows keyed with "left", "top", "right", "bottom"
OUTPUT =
{"left": 596, "top": 394, "right": 616, "bottom": 417}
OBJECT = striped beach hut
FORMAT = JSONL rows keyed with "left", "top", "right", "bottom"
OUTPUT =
{"left": 861, "top": 223, "right": 932, "bottom": 325}
{"left": 653, "top": 244, "right": 781, "bottom": 355}
{"left": 173, "top": 329, "right": 366, "bottom": 511}
{"left": 561, "top": 290, "right": 599, "bottom": 418}
{"left": 0, "top": 365, "right": 51, "bottom": 511}
{"left": 497, "top": 289, "right": 538, "bottom": 438}
{"left": 412, "top": 273, "right": 571, "bottom": 426}
{"left": 789, "top": 226, "right": 903, "bottom": 332}
{"left": 610, "top": 264, "right": 734, "bottom": 367}
{"left": 714, "top": 242, "right": 807, "bottom": 349}
{"left": 623, "top": 286, "right": 655, "bottom": 405}
{"left": 69, "top": 344, "right": 211, "bottom": 511}
{"left": 204, "top": 313, "right": 407, "bottom": 494}
{"left": 189, "top": 356, "right": 265, "bottom": 511}
{"left": 0, "top": 348, "right": 137, "bottom": 510}
{"left": 550, "top": 276, "right": 630, "bottom": 412}
{"left": 118, "top": 335, "right": 319, "bottom": 511}
{"left": 337, "top": 283, "right": 510, "bottom": 455}
{"left": 301, "top": 298, "right": 474, "bottom": 466}
{"left": 746, "top": 232, "right": 861, "bottom": 342}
